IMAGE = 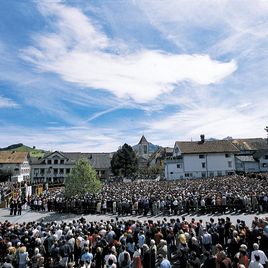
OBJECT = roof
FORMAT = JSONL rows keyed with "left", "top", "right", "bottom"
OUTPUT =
{"left": 64, "top": 152, "right": 112, "bottom": 169}
{"left": 138, "top": 135, "right": 148, "bottom": 144}
{"left": 236, "top": 155, "right": 257, "bottom": 162}
{"left": 0, "top": 151, "right": 28, "bottom": 164}
{"left": 232, "top": 138, "right": 268, "bottom": 151}
{"left": 30, "top": 151, "right": 112, "bottom": 169}
{"left": 253, "top": 149, "right": 268, "bottom": 159}
{"left": 175, "top": 140, "right": 239, "bottom": 154}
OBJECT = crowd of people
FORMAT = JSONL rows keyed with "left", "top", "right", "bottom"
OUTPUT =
{"left": 1, "top": 174, "right": 268, "bottom": 267}
{"left": 24, "top": 174, "right": 268, "bottom": 216}
{"left": 0, "top": 215, "right": 268, "bottom": 268}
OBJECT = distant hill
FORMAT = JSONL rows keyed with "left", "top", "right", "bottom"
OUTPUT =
{"left": 0, "top": 143, "right": 46, "bottom": 157}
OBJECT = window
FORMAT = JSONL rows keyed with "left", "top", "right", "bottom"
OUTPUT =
{"left": 201, "top": 172, "right": 206, "bottom": 178}
{"left": 143, "top": 145, "right": 147, "bottom": 154}
{"left": 209, "top": 172, "right": 214, "bottom": 177}
{"left": 60, "top": 159, "right": 64, "bottom": 164}
{"left": 263, "top": 163, "right": 268, "bottom": 168}
{"left": 101, "top": 170, "right": 105, "bottom": 174}
{"left": 185, "top": 173, "right": 192, "bottom": 177}
{"left": 217, "top": 171, "right": 222, "bottom": 176}
{"left": 40, "top": 169, "right": 45, "bottom": 174}
{"left": 265, "top": 155, "right": 268, "bottom": 159}
{"left": 47, "top": 159, "right": 51, "bottom": 165}
{"left": 228, "top": 161, "right": 232, "bottom": 168}
{"left": 170, "top": 172, "right": 173, "bottom": 174}
{"left": 202, "top": 162, "right": 206, "bottom": 168}
{"left": 60, "top": 169, "right": 64, "bottom": 174}
{"left": 177, "top": 164, "right": 181, "bottom": 169}
{"left": 199, "top": 155, "right": 205, "bottom": 159}
{"left": 66, "top": 168, "right": 70, "bottom": 174}
{"left": 53, "top": 169, "right": 58, "bottom": 174}
{"left": 225, "top": 153, "right": 230, "bottom": 158}
{"left": 54, "top": 159, "right": 58, "bottom": 164}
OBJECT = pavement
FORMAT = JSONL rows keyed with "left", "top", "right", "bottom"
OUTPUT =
{"left": 0, "top": 208, "right": 268, "bottom": 227}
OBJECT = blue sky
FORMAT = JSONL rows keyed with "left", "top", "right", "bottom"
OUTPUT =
{"left": 1, "top": 0, "right": 268, "bottom": 152}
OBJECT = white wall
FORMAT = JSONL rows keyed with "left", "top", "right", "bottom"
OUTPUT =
{"left": 165, "top": 160, "right": 184, "bottom": 180}
{"left": 165, "top": 153, "right": 236, "bottom": 180}
{"left": 244, "top": 162, "right": 259, "bottom": 173}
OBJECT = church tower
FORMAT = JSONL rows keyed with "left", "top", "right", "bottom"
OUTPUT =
{"left": 138, "top": 135, "right": 149, "bottom": 159}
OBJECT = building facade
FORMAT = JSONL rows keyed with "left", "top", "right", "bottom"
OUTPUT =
{"left": 165, "top": 136, "right": 239, "bottom": 180}
{"left": 30, "top": 151, "right": 113, "bottom": 184}
{"left": 232, "top": 138, "right": 268, "bottom": 173}
{"left": 0, "top": 151, "right": 30, "bottom": 182}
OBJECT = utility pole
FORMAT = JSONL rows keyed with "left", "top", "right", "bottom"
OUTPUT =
{"left": 265, "top": 126, "right": 268, "bottom": 144}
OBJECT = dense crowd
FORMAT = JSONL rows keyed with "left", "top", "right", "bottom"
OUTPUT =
{"left": 0, "top": 215, "right": 268, "bottom": 268}
{"left": 24, "top": 174, "right": 268, "bottom": 216}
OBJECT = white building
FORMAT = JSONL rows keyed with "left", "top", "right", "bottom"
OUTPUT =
{"left": 232, "top": 138, "right": 268, "bottom": 173}
{"left": 165, "top": 135, "right": 239, "bottom": 180}
{"left": 0, "top": 151, "right": 30, "bottom": 182}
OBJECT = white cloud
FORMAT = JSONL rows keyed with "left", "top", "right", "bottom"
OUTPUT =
{"left": 146, "top": 97, "right": 268, "bottom": 145}
{"left": 21, "top": 2, "right": 237, "bottom": 103}
{"left": 0, "top": 125, "right": 122, "bottom": 152}
{"left": 0, "top": 96, "right": 18, "bottom": 108}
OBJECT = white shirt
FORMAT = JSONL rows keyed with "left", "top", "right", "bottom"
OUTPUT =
{"left": 251, "top": 250, "right": 268, "bottom": 265}
{"left": 249, "top": 260, "right": 264, "bottom": 268}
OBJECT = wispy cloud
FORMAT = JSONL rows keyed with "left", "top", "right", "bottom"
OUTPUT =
{"left": 1, "top": 0, "right": 267, "bottom": 152}
{"left": 0, "top": 96, "right": 18, "bottom": 108}
{"left": 21, "top": 2, "right": 237, "bottom": 104}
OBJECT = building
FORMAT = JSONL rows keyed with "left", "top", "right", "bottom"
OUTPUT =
{"left": 165, "top": 135, "right": 239, "bottom": 180}
{"left": 232, "top": 138, "right": 268, "bottom": 173}
{"left": 148, "top": 147, "right": 173, "bottom": 174}
{"left": 30, "top": 151, "right": 113, "bottom": 184}
{"left": 0, "top": 151, "right": 30, "bottom": 182}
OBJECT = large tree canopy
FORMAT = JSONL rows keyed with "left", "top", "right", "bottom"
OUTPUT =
{"left": 64, "top": 158, "right": 102, "bottom": 198}
{"left": 111, "top": 143, "right": 138, "bottom": 176}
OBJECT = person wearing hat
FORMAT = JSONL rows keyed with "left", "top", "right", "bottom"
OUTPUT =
{"left": 234, "top": 245, "right": 249, "bottom": 268}
{"left": 249, "top": 255, "right": 264, "bottom": 268}
{"left": 251, "top": 243, "right": 268, "bottom": 267}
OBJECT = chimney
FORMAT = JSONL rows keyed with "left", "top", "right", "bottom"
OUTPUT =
{"left": 200, "top": 134, "right": 205, "bottom": 144}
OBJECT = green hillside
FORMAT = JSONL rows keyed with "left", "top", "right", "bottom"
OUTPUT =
{"left": 0, "top": 143, "right": 46, "bottom": 157}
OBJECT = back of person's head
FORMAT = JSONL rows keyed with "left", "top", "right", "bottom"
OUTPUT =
{"left": 253, "top": 243, "right": 259, "bottom": 250}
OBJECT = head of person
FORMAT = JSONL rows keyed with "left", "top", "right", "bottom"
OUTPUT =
{"left": 253, "top": 243, "right": 259, "bottom": 250}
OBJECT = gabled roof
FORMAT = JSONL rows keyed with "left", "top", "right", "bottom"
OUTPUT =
{"left": 232, "top": 138, "right": 268, "bottom": 151}
{"left": 138, "top": 135, "right": 148, "bottom": 144}
{"left": 63, "top": 152, "right": 112, "bottom": 169}
{"left": 236, "top": 155, "right": 257, "bottom": 162}
{"left": 30, "top": 151, "right": 113, "bottom": 169}
{"left": 175, "top": 140, "right": 239, "bottom": 154}
{"left": 0, "top": 151, "right": 28, "bottom": 164}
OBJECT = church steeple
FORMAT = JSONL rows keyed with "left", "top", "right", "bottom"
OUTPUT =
{"left": 138, "top": 135, "right": 148, "bottom": 145}
{"left": 138, "top": 135, "right": 149, "bottom": 157}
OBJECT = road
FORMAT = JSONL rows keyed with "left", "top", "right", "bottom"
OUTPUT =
{"left": 0, "top": 208, "right": 267, "bottom": 227}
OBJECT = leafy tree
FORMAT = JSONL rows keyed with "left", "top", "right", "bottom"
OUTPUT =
{"left": 111, "top": 143, "right": 138, "bottom": 176}
{"left": 64, "top": 158, "right": 102, "bottom": 198}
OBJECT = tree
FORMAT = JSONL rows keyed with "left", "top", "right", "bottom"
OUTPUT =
{"left": 64, "top": 158, "right": 102, "bottom": 198}
{"left": 111, "top": 143, "right": 138, "bottom": 176}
